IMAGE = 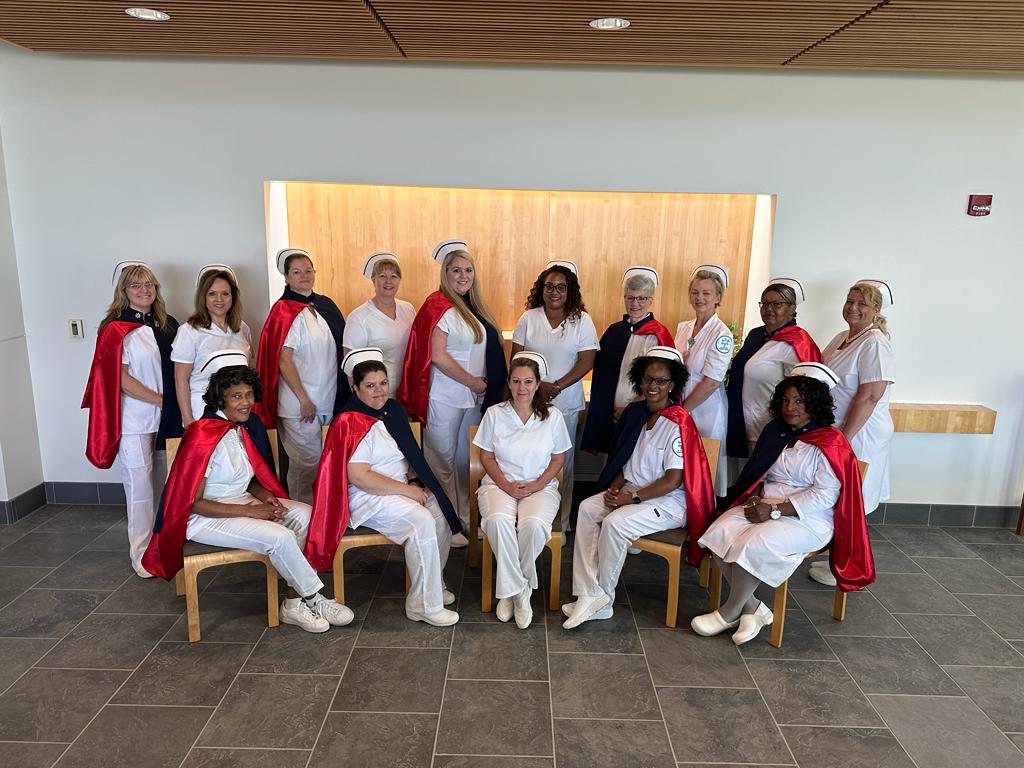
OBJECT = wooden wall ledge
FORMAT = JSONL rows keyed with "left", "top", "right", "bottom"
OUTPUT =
{"left": 890, "top": 403, "right": 996, "bottom": 434}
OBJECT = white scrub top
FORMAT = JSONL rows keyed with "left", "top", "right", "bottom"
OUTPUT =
{"left": 203, "top": 420, "right": 254, "bottom": 500}
{"left": 278, "top": 307, "right": 338, "bottom": 419}
{"left": 473, "top": 403, "right": 573, "bottom": 486}
{"left": 430, "top": 307, "right": 486, "bottom": 409}
{"left": 171, "top": 321, "right": 253, "bottom": 419}
{"left": 741, "top": 340, "right": 799, "bottom": 449}
{"left": 623, "top": 416, "right": 687, "bottom": 514}
{"left": 347, "top": 420, "right": 411, "bottom": 528}
{"left": 121, "top": 325, "right": 163, "bottom": 435}
{"left": 512, "top": 307, "right": 600, "bottom": 415}
{"left": 822, "top": 328, "right": 895, "bottom": 514}
{"left": 343, "top": 299, "right": 416, "bottom": 393}
{"left": 614, "top": 333, "right": 660, "bottom": 409}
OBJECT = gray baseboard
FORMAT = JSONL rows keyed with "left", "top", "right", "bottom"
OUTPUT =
{"left": 0, "top": 483, "right": 47, "bottom": 524}
{"left": 43, "top": 481, "right": 126, "bottom": 506}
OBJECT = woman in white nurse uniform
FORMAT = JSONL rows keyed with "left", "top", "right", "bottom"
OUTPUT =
{"left": 510, "top": 261, "right": 599, "bottom": 530}
{"left": 675, "top": 264, "right": 733, "bottom": 492}
{"left": 342, "top": 252, "right": 416, "bottom": 393}
{"left": 475, "top": 353, "right": 572, "bottom": 629}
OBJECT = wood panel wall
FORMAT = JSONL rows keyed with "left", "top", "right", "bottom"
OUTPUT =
{"left": 282, "top": 182, "right": 758, "bottom": 337}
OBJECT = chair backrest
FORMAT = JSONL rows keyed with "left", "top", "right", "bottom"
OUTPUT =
{"left": 165, "top": 429, "right": 279, "bottom": 478}
{"left": 701, "top": 437, "right": 720, "bottom": 482}
{"left": 858, "top": 460, "right": 869, "bottom": 482}
{"left": 468, "top": 424, "right": 564, "bottom": 493}
{"left": 321, "top": 419, "right": 421, "bottom": 447}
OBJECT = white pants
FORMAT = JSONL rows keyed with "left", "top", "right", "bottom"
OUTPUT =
{"left": 557, "top": 410, "right": 581, "bottom": 531}
{"left": 119, "top": 433, "right": 159, "bottom": 575}
{"left": 423, "top": 400, "right": 480, "bottom": 528}
{"left": 572, "top": 486, "right": 685, "bottom": 602}
{"left": 351, "top": 494, "right": 452, "bottom": 615}
{"left": 278, "top": 415, "right": 326, "bottom": 505}
{"left": 478, "top": 483, "right": 560, "bottom": 599}
{"left": 185, "top": 494, "right": 324, "bottom": 597}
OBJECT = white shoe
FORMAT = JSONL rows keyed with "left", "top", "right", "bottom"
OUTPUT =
{"left": 562, "top": 594, "right": 611, "bottom": 629}
{"left": 562, "top": 600, "right": 613, "bottom": 620}
{"left": 732, "top": 602, "right": 774, "bottom": 645}
{"left": 495, "top": 597, "right": 514, "bottom": 622}
{"left": 450, "top": 533, "right": 469, "bottom": 548}
{"left": 442, "top": 588, "right": 456, "bottom": 606}
{"left": 306, "top": 594, "right": 354, "bottom": 627}
{"left": 280, "top": 598, "right": 330, "bottom": 633}
{"left": 808, "top": 562, "right": 837, "bottom": 587}
{"left": 514, "top": 587, "right": 533, "bottom": 630}
{"left": 407, "top": 608, "right": 460, "bottom": 626}
{"left": 691, "top": 610, "right": 740, "bottom": 637}
{"left": 134, "top": 567, "right": 155, "bottom": 579}
{"left": 627, "top": 547, "right": 642, "bottom": 555}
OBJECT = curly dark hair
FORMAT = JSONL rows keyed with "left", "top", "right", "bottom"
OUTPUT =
{"left": 628, "top": 356, "right": 689, "bottom": 404}
{"left": 507, "top": 356, "right": 551, "bottom": 421}
{"left": 204, "top": 366, "right": 263, "bottom": 410}
{"left": 524, "top": 266, "right": 586, "bottom": 325}
{"left": 352, "top": 360, "right": 387, "bottom": 387}
{"left": 768, "top": 376, "right": 835, "bottom": 426}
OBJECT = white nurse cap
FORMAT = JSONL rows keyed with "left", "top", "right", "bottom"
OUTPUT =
{"left": 112, "top": 260, "right": 150, "bottom": 287}
{"left": 342, "top": 347, "right": 385, "bottom": 378}
{"left": 622, "top": 265, "right": 659, "bottom": 288}
{"left": 646, "top": 346, "right": 684, "bottom": 365}
{"left": 855, "top": 279, "right": 894, "bottom": 309}
{"left": 767, "top": 277, "right": 805, "bottom": 304}
{"left": 546, "top": 260, "right": 578, "bottom": 275}
{"left": 432, "top": 239, "right": 468, "bottom": 265}
{"left": 276, "top": 248, "right": 310, "bottom": 275}
{"left": 790, "top": 362, "right": 840, "bottom": 390}
{"left": 510, "top": 351, "right": 549, "bottom": 380}
{"left": 199, "top": 349, "right": 250, "bottom": 375}
{"left": 691, "top": 263, "right": 729, "bottom": 289}
{"left": 196, "top": 263, "right": 238, "bottom": 287}
{"left": 362, "top": 252, "right": 399, "bottom": 279}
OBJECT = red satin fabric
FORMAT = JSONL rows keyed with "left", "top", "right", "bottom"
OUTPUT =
{"left": 659, "top": 406, "right": 716, "bottom": 567}
{"left": 82, "top": 320, "right": 142, "bottom": 469}
{"left": 253, "top": 299, "right": 307, "bottom": 428}
{"left": 141, "top": 418, "right": 288, "bottom": 580}
{"left": 304, "top": 411, "right": 378, "bottom": 570}
{"left": 772, "top": 325, "right": 822, "bottom": 363}
{"left": 636, "top": 317, "right": 675, "bottom": 347}
{"left": 395, "top": 291, "right": 453, "bottom": 425}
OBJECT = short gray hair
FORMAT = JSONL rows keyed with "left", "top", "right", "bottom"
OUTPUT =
{"left": 624, "top": 274, "right": 656, "bottom": 296}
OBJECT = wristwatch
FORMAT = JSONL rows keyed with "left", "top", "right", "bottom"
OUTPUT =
{"left": 631, "top": 493, "right": 643, "bottom": 505}
{"left": 769, "top": 504, "right": 781, "bottom": 520}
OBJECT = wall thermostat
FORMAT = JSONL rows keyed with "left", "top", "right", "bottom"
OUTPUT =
{"left": 967, "top": 194, "right": 992, "bottom": 216}
{"left": 68, "top": 319, "right": 85, "bottom": 339}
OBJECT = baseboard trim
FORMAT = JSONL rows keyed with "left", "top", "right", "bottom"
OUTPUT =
{"left": 0, "top": 483, "right": 47, "bottom": 524}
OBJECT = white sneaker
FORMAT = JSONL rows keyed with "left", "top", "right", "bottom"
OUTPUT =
{"left": 450, "top": 533, "right": 469, "bottom": 548}
{"left": 306, "top": 594, "right": 354, "bottom": 627}
{"left": 442, "top": 588, "right": 456, "bottom": 606}
{"left": 407, "top": 608, "right": 460, "bottom": 626}
{"left": 496, "top": 597, "right": 514, "bottom": 622}
{"left": 808, "top": 562, "right": 837, "bottom": 587}
{"left": 561, "top": 600, "right": 613, "bottom": 621}
{"left": 731, "top": 602, "right": 774, "bottom": 646}
{"left": 513, "top": 587, "right": 533, "bottom": 630}
{"left": 562, "top": 594, "right": 611, "bottom": 629}
{"left": 280, "top": 598, "right": 330, "bottom": 633}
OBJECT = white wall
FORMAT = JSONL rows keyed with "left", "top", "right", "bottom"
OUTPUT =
{"left": 0, "top": 41, "right": 1021, "bottom": 505}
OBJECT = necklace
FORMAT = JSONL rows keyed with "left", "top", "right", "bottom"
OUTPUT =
{"left": 842, "top": 325, "right": 873, "bottom": 347}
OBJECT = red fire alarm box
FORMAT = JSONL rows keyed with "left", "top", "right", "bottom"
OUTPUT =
{"left": 967, "top": 194, "right": 992, "bottom": 216}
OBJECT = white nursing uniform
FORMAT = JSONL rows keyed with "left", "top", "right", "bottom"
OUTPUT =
{"left": 171, "top": 321, "right": 254, "bottom": 420}
{"left": 474, "top": 403, "right": 573, "bottom": 599}
{"left": 699, "top": 440, "right": 839, "bottom": 587}
{"left": 185, "top": 418, "right": 323, "bottom": 597}
{"left": 278, "top": 307, "right": 339, "bottom": 504}
{"left": 348, "top": 421, "right": 452, "bottom": 615}
{"left": 676, "top": 315, "right": 733, "bottom": 492}
{"left": 424, "top": 307, "right": 487, "bottom": 527}
{"left": 822, "top": 328, "right": 894, "bottom": 514}
{"left": 511, "top": 307, "right": 600, "bottom": 526}
{"left": 573, "top": 415, "right": 687, "bottom": 603}
{"left": 120, "top": 325, "right": 164, "bottom": 575}
{"left": 614, "top": 333, "right": 660, "bottom": 409}
{"left": 343, "top": 299, "right": 416, "bottom": 393}
{"left": 741, "top": 340, "right": 800, "bottom": 451}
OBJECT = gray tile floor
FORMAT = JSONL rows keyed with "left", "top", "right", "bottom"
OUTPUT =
{"left": 0, "top": 504, "right": 1023, "bottom": 767}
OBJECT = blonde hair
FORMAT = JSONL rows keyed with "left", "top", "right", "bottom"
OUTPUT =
{"left": 189, "top": 269, "right": 243, "bottom": 332}
{"left": 850, "top": 282, "right": 891, "bottom": 338}
{"left": 439, "top": 249, "right": 498, "bottom": 344}
{"left": 100, "top": 264, "right": 169, "bottom": 332}
{"left": 690, "top": 270, "right": 725, "bottom": 307}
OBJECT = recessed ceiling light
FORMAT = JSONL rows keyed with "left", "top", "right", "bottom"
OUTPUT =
{"left": 125, "top": 7, "right": 170, "bottom": 21}
{"left": 588, "top": 17, "right": 631, "bottom": 30}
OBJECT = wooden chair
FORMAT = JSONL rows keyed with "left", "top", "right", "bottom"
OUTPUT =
{"left": 167, "top": 430, "right": 282, "bottom": 643}
{"left": 470, "top": 425, "right": 565, "bottom": 612}
{"left": 626, "top": 437, "right": 721, "bottom": 628}
{"left": 328, "top": 421, "right": 414, "bottom": 605}
{"left": 709, "top": 459, "right": 869, "bottom": 647}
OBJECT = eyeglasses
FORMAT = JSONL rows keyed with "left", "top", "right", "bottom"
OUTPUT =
{"left": 641, "top": 375, "right": 672, "bottom": 387}
{"left": 128, "top": 282, "right": 156, "bottom": 290}
{"left": 543, "top": 282, "right": 568, "bottom": 294}
{"left": 624, "top": 295, "right": 652, "bottom": 304}
{"left": 758, "top": 301, "right": 792, "bottom": 310}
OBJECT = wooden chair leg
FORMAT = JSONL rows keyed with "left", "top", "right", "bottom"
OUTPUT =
{"left": 769, "top": 579, "right": 789, "bottom": 648}
{"left": 833, "top": 587, "right": 847, "bottom": 621}
{"left": 665, "top": 551, "right": 681, "bottom": 628}
{"left": 264, "top": 561, "right": 280, "bottom": 628}
{"left": 184, "top": 562, "right": 202, "bottom": 643}
{"left": 174, "top": 570, "right": 185, "bottom": 597}
{"left": 709, "top": 558, "right": 723, "bottom": 610}
{"left": 547, "top": 535, "right": 562, "bottom": 611}
{"left": 468, "top": 508, "right": 479, "bottom": 569}
{"left": 698, "top": 555, "right": 710, "bottom": 588}
{"left": 332, "top": 546, "right": 348, "bottom": 607}
{"left": 481, "top": 535, "right": 493, "bottom": 612}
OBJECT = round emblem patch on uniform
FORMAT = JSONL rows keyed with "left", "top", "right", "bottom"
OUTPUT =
{"left": 672, "top": 437, "right": 683, "bottom": 457}
{"left": 715, "top": 335, "right": 732, "bottom": 354}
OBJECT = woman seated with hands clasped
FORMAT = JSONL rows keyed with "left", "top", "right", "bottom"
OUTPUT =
{"left": 142, "top": 352, "right": 354, "bottom": 634}
{"left": 474, "top": 353, "right": 573, "bottom": 630}
{"left": 693, "top": 363, "right": 875, "bottom": 646}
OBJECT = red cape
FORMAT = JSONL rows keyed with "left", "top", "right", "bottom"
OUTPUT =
{"left": 396, "top": 291, "right": 453, "bottom": 425}
{"left": 736, "top": 426, "right": 874, "bottom": 592}
{"left": 659, "top": 405, "right": 716, "bottom": 567}
{"left": 254, "top": 299, "right": 307, "bottom": 428}
{"left": 772, "top": 325, "right": 822, "bottom": 363}
{"left": 305, "top": 411, "right": 378, "bottom": 570}
{"left": 637, "top": 317, "right": 675, "bottom": 347}
{"left": 141, "top": 418, "right": 288, "bottom": 580}
{"left": 81, "top": 320, "right": 143, "bottom": 469}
